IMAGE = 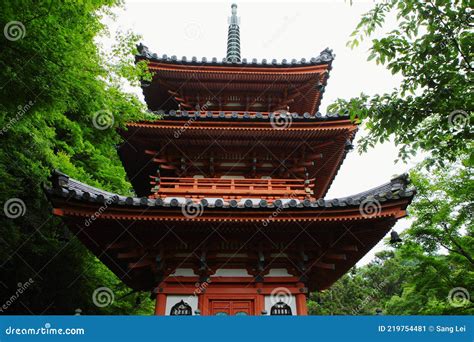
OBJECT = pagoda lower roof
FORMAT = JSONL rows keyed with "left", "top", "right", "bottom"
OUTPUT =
{"left": 45, "top": 170, "right": 414, "bottom": 291}
{"left": 46, "top": 171, "right": 413, "bottom": 220}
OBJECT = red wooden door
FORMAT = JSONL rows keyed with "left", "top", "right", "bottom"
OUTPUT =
{"left": 210, "top": 300, "right": 254, "bottom": 316}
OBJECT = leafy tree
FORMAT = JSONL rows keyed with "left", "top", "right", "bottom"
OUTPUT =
{"left": 385, "top": 162, "right": 473, "bottom": 314}
{"left": 330, "top": 0, "right": 473, "bottom": 167}
{"left": 0, "top": 0, "right": 153, "bottom": 314}
{"left": 311, "top": 163, "right": 473, "bottom": 315}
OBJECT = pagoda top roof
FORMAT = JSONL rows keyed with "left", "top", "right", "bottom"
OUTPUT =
{"left": 136, "top": 43, "right": 335, "bottom": 69}
{"left": 46, "top": 170, "right": 414, "bottom": 211}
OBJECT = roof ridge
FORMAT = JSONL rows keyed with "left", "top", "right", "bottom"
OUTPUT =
{"left": 136, "top": 43, "right": 335, "bottom": 67}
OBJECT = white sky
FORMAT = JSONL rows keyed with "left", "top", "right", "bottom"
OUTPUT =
{"left": 105, "top": 0, "right": 423, "bottom": 265}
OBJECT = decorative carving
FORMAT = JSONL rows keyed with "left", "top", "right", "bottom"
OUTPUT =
{"left": 270, "top": 301, "right": 292, "bottom": 315}
{"left": 170, "top": 300, "right": 192, "bottom": 316}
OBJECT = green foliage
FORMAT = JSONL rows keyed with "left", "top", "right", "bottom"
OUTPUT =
{"left": 312, "top": 163, "right": 473, "bottom": 315}
{"left": 0, "top": 0, "right": 153, "bottom": 314}
{"left": 330, "top": 0, "right": 473, "bottom": 167}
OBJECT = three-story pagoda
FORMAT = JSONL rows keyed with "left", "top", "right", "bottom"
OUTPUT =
{"left": 46, "top": 4, "right": 414, "bottom": 316}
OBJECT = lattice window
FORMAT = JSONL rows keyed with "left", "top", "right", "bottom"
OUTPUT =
{"left": 170, "top": 300, "right": 192, "bottom": 316}
{"left": 270, "top": 301, "right": 292, "bottom": 315}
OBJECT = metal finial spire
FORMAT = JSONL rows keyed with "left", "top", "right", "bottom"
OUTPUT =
{"left": 226, "top": 3, "right": 241, "bottom": 62}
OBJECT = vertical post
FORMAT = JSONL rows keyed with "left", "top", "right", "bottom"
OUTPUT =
{"left": 154, "top": 292, "right": 166, "bottom": 315}
{"left": 296, "top": 293, "right": 308, "bottom": 315}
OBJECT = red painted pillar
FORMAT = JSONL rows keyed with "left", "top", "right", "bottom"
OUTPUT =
{"left": 154, "top": 293, "right": 166, "bottom": 315}
{"left": 296, "top": 293, "right": 308, "bottom": 315}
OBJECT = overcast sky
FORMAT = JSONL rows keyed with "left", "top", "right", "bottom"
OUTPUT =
{"left": 104, "top": 0, "right": 422, "bottom": 265}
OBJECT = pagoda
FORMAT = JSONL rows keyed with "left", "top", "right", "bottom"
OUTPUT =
{"left": 46, "top": 4, "right": 414, "bottom": 316}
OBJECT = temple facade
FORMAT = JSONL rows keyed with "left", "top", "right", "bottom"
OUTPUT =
{"left": 46, "top": 4, "right": 414, "bottom": 316}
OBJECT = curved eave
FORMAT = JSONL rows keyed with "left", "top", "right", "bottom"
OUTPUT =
{"left": 143, "top": 59, "right": 331, "bottom": 74}
{"left": 125, "top": 119, "right": 357, "bottom": 131}
{"left": 45, "top": 172, "right": 414, "bottom": 223}
{"left": 135, "top": 43, "right": 335, "bottom": 70}
{"left": 144, "top": 110, "right": 353, "bottom": 122}
{"left": 50, "top": 200, "right": 409, "bottom": 223}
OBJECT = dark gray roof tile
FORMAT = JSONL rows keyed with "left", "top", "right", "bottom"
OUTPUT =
{"left": 45, "top": 171, "right": 414, "bottom": 211}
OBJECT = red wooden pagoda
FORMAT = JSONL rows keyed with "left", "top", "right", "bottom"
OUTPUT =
{"left": 46, "top": 4, "right": 414, "bottom": 316}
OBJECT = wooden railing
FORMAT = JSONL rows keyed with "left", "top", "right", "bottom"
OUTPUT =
{"left": 150, "top": 177, "right": 314, "bottom": 201}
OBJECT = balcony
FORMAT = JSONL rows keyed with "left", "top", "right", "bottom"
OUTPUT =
{"left": 150, "top": 177, "right": 314, "bottom": 202}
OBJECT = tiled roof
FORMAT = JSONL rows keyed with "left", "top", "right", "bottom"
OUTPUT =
{"left": 147, "top": 110, "right": 350, "bottom": 122}
{"left": 136, "top": 43, "right": 335, "bottom": 68}
{"left": 45, "top": 170, "right": 414, "bottom": 210}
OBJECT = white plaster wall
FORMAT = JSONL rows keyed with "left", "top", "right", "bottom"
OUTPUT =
{"left": 169, "top": 268, "right": 197, "bottom": 276}
{"left": 267, "top": 268, "right": 293, "bottom": 277}
{"left": 165, "top": 295, "right": 198, "bottom": 315}
{"left": 211, "top": 268, "right": 252, "bottom": 277}
{"left": 264, "top": 295, "right": 297, "bottom": 316}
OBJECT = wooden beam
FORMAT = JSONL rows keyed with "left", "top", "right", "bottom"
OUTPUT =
{"left": 105, "top": 242, "right": 129, "bottom": 250}
{"left": 128, "top": 260, "right": 151, "bottom": 269}
{"left": 117, "top": 251, "right": 142, "bottom": 259}
{"left": 324, "top": 253, "right": 347, "bottom": 261}
{"left": 340, "top": 245, "right": 359, "bottom": 252}
{"left": 314, "top": 262, "right": 336, "bottom": 270}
